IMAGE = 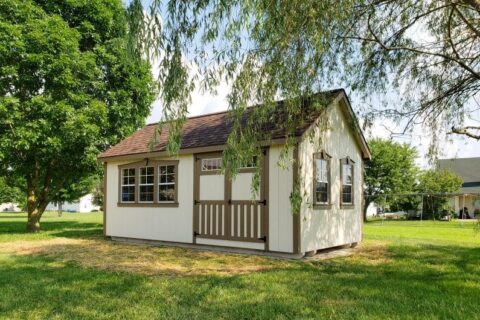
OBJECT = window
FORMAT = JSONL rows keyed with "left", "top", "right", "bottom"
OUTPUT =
{"left": 121, "top": 168, "right": 136, "bottom": 202}
{"left": 159, "top": 165, "right": 176, "bottom": 202}
{"left": 341, "top": 158, "right": 354, "bottom": 206}
{"left": 118, "top": 160, "right": 178, "bottom": 207}
{"left": 139, "top": 167, "right": 154, "bottom": 202}
{"left": 201, "top": 158, "right": 222, "bottom": 171}
{"left": 313, "top": 151, "right": 331, "bottom": 207}
{"left": 240, "top": 156, "right": 258, "bottom": 169}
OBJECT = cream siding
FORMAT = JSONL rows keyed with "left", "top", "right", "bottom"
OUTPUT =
{"left": 232, "top": 172, "right": 260, "bottom": 201}
{"left": 268, "top": 146, "right": 294, "bottom": 253}
{"left": 199, "top": 175, "right": 224, "bottom": 200}
{"left": 299, "top": 100, "right": 363, "bottom": 252}
{"left": 105, "top": 155, "right": 194, "bottom": 243}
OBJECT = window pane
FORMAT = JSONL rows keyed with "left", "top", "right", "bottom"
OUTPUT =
{"left": 166, "top": 173, "right": 175, "bottom": 183}
{"left": 140, "top": 167, "right": 154, "bottom": 184}
{"left": 316, "top": 159, "right": 328, "bottom": 183}
{"left": 159, "top": 184, "right": 175, "bottom": 201}
{"left": 121, "top": 186, "right": 135, "bottom": 202}
{"left": 202, "top": 158, "right": 222, "bottom": 171}
{"left": 316, "top": 182, "right": 328, "bottom": 203}
{"left": 342, "top": 185, "right": 352, "bottom": 204}
{"left": 342, "top": 164, "right": 353, "bottom": 185}
{"left": 139, "top": 185, "right": 154, "bottom": 202}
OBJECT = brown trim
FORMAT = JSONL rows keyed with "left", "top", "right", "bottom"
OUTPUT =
{"left": 340, "top": 157, "right": 355, "bottom": 208}
{"left": 292, "top": 145, "right": 301, "bottom": 254}
{"left": 98, "top": 138, "right": 299, "bottom": 162}
{"left": 103, "top": 162, "right": 107, "bottom": 237}
{"left": 193, "top": 154, "right": 200, "bottom": 244}
{"left": 262, "top": 147, "right": 269, "bottom": 251}
{"left": 117, "top": 202, "right": 179, "bottom": 208}
{"left": 312, "top": 151, "right": 332, "bottom": 210}
{"left": 118, "top": 159, "right": 179, "bottom": 206}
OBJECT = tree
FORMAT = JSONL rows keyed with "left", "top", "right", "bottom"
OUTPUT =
{"left": 0, "top": 176, "right": 24, "bottom": 207}
{"left": 364, "top": 138, "right": 418, "bottom": 221}
{"left": 416, "top": 169, "right": 463, "bottom": 218}
{"left": 0, "top": 0, "right": 155, "bottom": 231}
{"left": 128, "top": 0, "right": 479, "bottom": 172}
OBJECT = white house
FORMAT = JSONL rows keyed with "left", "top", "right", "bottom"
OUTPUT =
{"left": 438, "top": 157, "right": 480, "bottom": 218}
{"left": 98, "top": 90, "right": 371, "bottom": 257}
{"left": 46, "top": 193, "right": 100, "bottom": 213}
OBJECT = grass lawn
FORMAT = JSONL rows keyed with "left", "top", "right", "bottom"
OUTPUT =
{"left": 0, "top": 212, "right": 479, "bottom": 319}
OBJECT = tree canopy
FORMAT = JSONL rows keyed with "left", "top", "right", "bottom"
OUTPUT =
{"left": 364, "top": 138, "right": 418, "bottom": 220}
{"left": 0, "top": 0, "right": 155, "bottom": 231}
{"left": 128, "top": 0, "right": 479, "bottom": 166}
{"left": 417, "top": 169, "right": 464, "bottom": 195}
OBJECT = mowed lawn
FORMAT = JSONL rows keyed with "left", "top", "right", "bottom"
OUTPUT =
{"left": 0, "top": 212, "right": 479, "bottom": 319}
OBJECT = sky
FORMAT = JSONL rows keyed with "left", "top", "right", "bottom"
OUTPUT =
{"left": 128, "top": 0, "right": 480, "bottom": 168}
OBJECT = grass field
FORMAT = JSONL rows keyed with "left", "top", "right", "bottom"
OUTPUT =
{"left": 0, "top": 212, "right": 479, "bottom": 319}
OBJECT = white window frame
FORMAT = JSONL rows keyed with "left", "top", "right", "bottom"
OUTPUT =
{"left": 341, "top": 157, "right": 355, "bottom": 206}
{"left": 121, "top": 168, "right": 136, "bottom": 203}
{"left": 138, "top": 166, "right": 154, "bottom": 203}
{"left": 158, "top": 164, "right": 176, "bottom": 203}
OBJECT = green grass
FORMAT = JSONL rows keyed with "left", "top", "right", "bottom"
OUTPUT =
{"left": 0, "top": 212, "right": 479, "bottom": 319}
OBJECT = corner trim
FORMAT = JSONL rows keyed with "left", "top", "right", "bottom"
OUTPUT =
{"left": 292, "top": 145, "right": 301, "bottom": 254}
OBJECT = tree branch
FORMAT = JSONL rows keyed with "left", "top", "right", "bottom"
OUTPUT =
{"left": 450, "top": 125, "right": 480, "bottom": 139}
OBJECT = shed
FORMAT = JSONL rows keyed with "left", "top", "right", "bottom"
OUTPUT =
{"left": 98, "top": 89, "right": 371, "bottom": 257}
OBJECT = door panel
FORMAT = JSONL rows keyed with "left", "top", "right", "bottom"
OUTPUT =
{"left": 193, "top": 150, "right": 268, "bottom": 244}
{"left": 199, "top": 175, "right": 225, "bottom": 200}
{"left": 231, "top": 172, "right": 260, "bottom": 201}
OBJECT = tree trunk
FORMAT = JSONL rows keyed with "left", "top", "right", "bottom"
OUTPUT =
{"left": 58, "top": 202, "right": 63, "bottom": 217}
{"left": 363, "top": 198, "right": 372, "bottom": 222}
{"left": 26, "top": 186, "right": 46, "bottom": 233}
{"left": 27, "top": 211, "right": 41, "bottom": 232}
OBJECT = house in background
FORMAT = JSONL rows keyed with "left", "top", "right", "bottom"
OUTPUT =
{"left": 98, "top": 89, "right": 371, "bottom": 257}
{"left": 46, "top": 193, "right": 100, "bottom": 213}
{"left": 438, "top": 157, "right": 480, "bottom": 217}
{"left": 0, "top": 202, "right": 21, "bottom": 212}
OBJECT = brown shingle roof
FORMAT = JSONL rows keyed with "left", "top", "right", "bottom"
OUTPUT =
{"left": 98, "top": 90, "right": 343, "bottom": 160}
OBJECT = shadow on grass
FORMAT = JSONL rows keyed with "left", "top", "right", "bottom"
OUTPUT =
{"left": 0, "top": 242, "right": 479, "bottom": 319}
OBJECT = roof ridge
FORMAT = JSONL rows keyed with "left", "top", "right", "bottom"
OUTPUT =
{"left": 146, "top": 109, "right": 230, "bottom": 126}
{"left": 145, "top": 88, "right": 345, "bottom": 127}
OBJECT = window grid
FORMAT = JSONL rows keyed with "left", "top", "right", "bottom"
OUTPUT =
{"left": 315, "top": 159, "right": 329, "bottom": 204}
{"left": 342, "top": 163, "right": 353, "bottom": 204}
{"left": 139, "top": 167, "right": 154, "bottom": 202}
{"left": 201, "top": 158, "right": 222, "bottom": 171}
{"left": 121, "top": 168, "right": 136, "bottom": 203}
{"left": 159, "top": 165, "right": 175, "bottom": 202}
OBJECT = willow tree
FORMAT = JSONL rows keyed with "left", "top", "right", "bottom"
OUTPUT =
{"left": 129, "top": 0, "right": 479, "bottom": 170}
{"left": 0, "top": 0, "right": 155, "bottom": 231}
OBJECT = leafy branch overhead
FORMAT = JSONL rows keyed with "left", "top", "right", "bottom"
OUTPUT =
{"left": 129, "top": 0, "right": 479, "bottom": 165}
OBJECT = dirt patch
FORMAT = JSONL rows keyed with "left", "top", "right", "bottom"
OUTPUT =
{"left": 349, "top": 241, "right": 393, "bottom": 265}
{"left": 0, "top": 238, "right": 291, "bottom": 276}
